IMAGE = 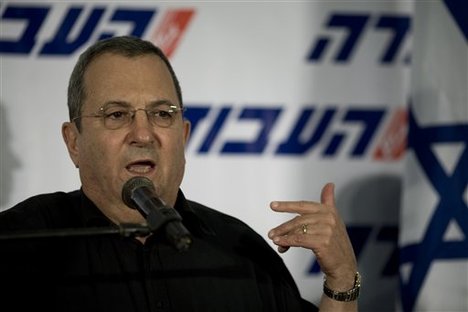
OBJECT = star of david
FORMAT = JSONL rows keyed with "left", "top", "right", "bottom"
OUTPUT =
{"left": 399, "top": 107, "right": 468, "bottom": 312}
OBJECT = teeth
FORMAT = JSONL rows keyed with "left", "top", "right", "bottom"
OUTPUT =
{"left": 127, "top": 164, "right": 152, "bottom": 174}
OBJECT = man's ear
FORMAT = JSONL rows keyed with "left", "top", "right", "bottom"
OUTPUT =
{"left": 183, "top": 119, "right": 191, "bottom": 147}
{"left": 62, "top": 122, "right": 80, "bottom": 168}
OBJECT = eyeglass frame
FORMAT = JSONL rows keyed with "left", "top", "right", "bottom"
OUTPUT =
{"left": 71, "top": 102, "right": 186, "bottom": 130}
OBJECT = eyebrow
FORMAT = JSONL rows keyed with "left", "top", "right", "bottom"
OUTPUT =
{"left": 101, "top": 99, "right": 175, "bottom": 109}
{"left": 147, "top": 100, "right": 176, "bottom": 108}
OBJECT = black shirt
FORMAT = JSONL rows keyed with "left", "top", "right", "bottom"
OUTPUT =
{"left": 0, "top": 190, "right": 317, "bottom": 312}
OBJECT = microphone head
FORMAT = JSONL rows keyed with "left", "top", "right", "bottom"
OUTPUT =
{"left": 122, "top": 176, "right": 156, "bottom": 209}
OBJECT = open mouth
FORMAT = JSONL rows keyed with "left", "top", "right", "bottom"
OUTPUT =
{"left": 125, "top": 160, "right": 155, "bottom": 175}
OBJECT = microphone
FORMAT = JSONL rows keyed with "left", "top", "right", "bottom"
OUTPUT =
{"left": 122, "top": 176, "right": 192, "bottom": 251}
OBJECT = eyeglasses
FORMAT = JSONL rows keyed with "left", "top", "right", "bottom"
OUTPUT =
{"left": 72, "top": 103, "right": 185, "bottom": 130}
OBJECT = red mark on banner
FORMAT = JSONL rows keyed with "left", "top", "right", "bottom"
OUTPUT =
{"left": 374, "top": 108, "right": 407, "bottom": 161}
{"left": 151, "top": 9, "right": 195, "bottom": 58}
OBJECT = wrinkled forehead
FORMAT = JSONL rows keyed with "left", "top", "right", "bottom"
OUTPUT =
{"left": 82, "top": 53, "right": 179, "bottom": 110}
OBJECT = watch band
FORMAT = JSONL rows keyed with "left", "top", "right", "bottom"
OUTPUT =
{"left": 323, "top": 272, "right": 361, "bottom": 302}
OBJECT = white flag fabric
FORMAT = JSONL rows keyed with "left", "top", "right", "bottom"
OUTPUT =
{"left": 399, "top": 1, "right": 468, "bottom": 311}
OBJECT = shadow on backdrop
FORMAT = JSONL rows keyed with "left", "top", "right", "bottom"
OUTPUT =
{"left": 0, "top": 103, "right": 21, "bottom": 208}
{"left": 336, "top": 174, "right": 401, "bottom": 312}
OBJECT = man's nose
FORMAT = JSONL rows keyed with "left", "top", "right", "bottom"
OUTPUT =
{"left": 128, "top": 110, "right": 154, "bottom": 145}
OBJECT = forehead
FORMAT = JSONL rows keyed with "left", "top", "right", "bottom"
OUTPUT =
{"left": 82, "top": 53, "right": 179, "bottom": 108}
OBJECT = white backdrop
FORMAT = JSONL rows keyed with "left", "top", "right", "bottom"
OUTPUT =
{"left": 1, "top": 1, "right": 413, "bottom": 311}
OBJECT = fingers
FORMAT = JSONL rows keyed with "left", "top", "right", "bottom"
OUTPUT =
{"left": 269, "top": 182, "right": 336, "bottom": 214}
{"left": 270, "top": 228, "right": 336, "bottom": 257}
{"left": 268, "top": 191, "right": 336, "bottom": 240}
{"left": 268, "top": 183, "right": 338, "bottom": 254}
{"left": 270, "top": 200, "right": 321, "bottom": 214}
{"left": 268, "top": 213, "right": 336, "bottom": 255}
{"left": 268, "top": 215, "right": 307, "bottom": 238}
{"left": 267, "top": 183, "right": 358, "bottom": 282}
{"left": 268, "top": 213, "right": 331, "bottom": 238}
{"left": 277, "top": 246, "right": 290, "bottom": 253}
{"left": 321, "top": 182, "right": 335, "bottom": 207}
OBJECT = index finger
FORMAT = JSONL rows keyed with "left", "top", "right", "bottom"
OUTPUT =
{"left": 270, "top": 200, "right": 321, "bottom": 214}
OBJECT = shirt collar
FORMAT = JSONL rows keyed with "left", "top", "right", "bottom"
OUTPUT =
{"left": 78, "top": 189, "right": 215, "bottom": 237}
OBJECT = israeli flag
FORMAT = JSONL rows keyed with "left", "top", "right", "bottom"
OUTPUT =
{"left": 399, "top": 1, "right": 468, "bottom": 311}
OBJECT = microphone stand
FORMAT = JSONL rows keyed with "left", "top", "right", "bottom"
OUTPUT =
{"left": 0, "top": 223, "right": 151, "bottom": 241}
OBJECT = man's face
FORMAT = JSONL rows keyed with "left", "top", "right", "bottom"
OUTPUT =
{"left": 62, "top": 53, "right": 190, "bottom": 224}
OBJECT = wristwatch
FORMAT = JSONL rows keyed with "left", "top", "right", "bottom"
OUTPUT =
{"left": 323, "top": 272, "right": 361, "bottom": 302}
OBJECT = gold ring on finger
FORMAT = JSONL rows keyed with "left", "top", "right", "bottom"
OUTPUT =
{"left": 302, "top": 224, "right": 308, "bottom": 234}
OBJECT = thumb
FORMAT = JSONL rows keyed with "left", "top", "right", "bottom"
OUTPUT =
{"left": 321, "top": 182, "right": 336, "bottom": 207}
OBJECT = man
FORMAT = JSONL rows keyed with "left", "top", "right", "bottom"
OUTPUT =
{"left": 0, "top": 36, "right": 358, "bottom": 311}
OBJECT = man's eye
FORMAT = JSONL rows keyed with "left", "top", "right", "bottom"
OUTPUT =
{"left": 154, "top": 110, "right": 173, "bottom": 119}
{"left": 105, "top": 110, "right": 128, "bottom": 120}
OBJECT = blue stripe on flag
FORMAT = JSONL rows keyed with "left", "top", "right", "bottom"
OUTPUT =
{"left": 400, "top": 107, "right": 468, "bottom": 312}
{"left": 443, "top": 0, "right": 468, "bottom": 42}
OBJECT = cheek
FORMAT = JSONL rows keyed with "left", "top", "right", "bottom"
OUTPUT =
{"left": 173, "top": 133, "right": 188, "bottom": 164}
{"left": 161, "top": 133, "right": 187, "bottom": 176}
{"left": 79, "top": 134, "right": 121, "bottom": 173}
